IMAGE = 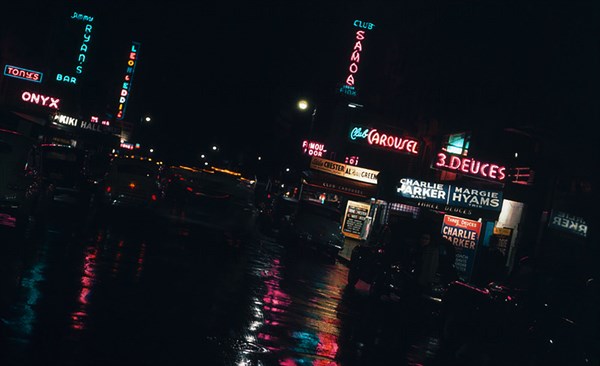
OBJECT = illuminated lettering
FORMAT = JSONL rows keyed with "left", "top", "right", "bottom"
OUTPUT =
{"left": 359, "top": 128, "right": 420, "bottom": 154}
{"left": 116, "top": 41, "right": 141, "bottom": 120}
{"left": 342, "top": 21, "right": 373, "bottom": 93}
{"left": 435, "top": 152, "right": 506, "bottom": 182}
{"left": 21, "top": 91, "right": 60, "bottom": 109}
{"left": 4, "top": 65, "right": 43, "bottom": 83}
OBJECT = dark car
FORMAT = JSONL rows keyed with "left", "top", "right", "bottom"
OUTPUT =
{"left": 39, "top": 143, "right": 94, "bottom": 211}
{"left": 100, "top": 155, "right": 162, "bottom": 212}
{"left": 158, "top": 165, "right": 258, "bottom": 238}
{"left": 279, "top": 200, "right": 345, "bottom": 260}
{"left": 0, "top": 128, "right": 51, "bottom": 234}
{"left": 347, "top": 223, "right": 458, "bottom": 304}
{"left": 438, "top": 257, "right": 600, "bottom": 365}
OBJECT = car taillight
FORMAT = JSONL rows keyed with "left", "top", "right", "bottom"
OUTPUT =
{"left": 151, "top": 194, "right": 157, "bottom": 201}
{"left": 106, "top": 186, "right": 111, "bottom": 193}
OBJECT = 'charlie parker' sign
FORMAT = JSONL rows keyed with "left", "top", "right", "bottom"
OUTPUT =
{"left": 396, "top": 177, "right": 503, "bottom": 219}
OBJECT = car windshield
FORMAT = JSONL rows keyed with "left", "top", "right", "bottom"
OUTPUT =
{"left": 42, "top": 148, "right": 84, "bottom": 175}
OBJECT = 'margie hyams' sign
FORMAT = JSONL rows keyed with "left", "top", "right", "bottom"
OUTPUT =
{"left": 396, "top": 178, "right": 502, "bottom": 219}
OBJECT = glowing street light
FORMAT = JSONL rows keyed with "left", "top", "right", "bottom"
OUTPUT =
{"left": 297, "top": 99, "right": 317, "bottom": 136}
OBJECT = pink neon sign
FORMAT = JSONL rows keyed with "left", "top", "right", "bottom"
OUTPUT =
{"left": 345, "top": 30, "right": 366, "bottom": 87}
{"left": 434, "top": 151, "right": 507, "bottom": 182}
{"left": 302, "top": 140, "right": 327, "bottom": 157}
{"left": 21, "top": 91, "right": 60, "bottom": 109}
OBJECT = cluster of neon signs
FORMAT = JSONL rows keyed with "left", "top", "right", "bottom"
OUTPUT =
{"left": 56, "top": 11, "right": 95, "bottom": 85}
{"left": 349, "top": 124, "right": 419, "bottom": 155}
{"left": 433, "top": 151, "right": 507, "bottom": 182}
{"left": 301, "top": 140, "right": 327, "bottom": 157}
{"left": 21, "top": 91, "right": 60, "bottom": 109}
{"left": 340, "top": 19, "right": 375, "bottom": 97}
{"left": 116, "top": 42, "right": 141, "bottom": 120}
{"left": 4, "top": 65, "right": 43, "bottom": 83}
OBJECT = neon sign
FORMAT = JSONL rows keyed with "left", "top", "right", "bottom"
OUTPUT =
{"left": 302, "top": 140, "right": 327, "bottom": 157}
{"left": 344, "top": 155, "right": 360, "bottom": 166}
{"left": 349, "top": 124, "right": 419, "bottom": 155}
{"left": 21, "top": 91, "right": 60, "bottom": 109}
{"left": 116, "top": 41, "right": 141, "bottom": 120}
{"left": 56, "top": 11, "right": 95, "bottom": 85}
{"left": 340, "top": 19, "right": 375, "bottom": 97}
{"left": 433, "top": 151, "right": 507, "bottom": 182}
{"left": 4, "top": 65, "right": 43, "bottom": 83}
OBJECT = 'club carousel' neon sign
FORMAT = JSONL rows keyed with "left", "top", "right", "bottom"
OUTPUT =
{"left": 349, "top": 125, "right": 419, "bottom": 155}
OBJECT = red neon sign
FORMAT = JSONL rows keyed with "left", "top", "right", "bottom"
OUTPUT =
{"left": 434, "top": 151, "right": 507, "bottom": 182}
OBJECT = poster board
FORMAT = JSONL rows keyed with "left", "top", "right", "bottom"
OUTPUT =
{"left": 441, "top": 215, "right": 482, "bottom": 282}
{"left": 342, "top": 200, "right": 371, "bottom": 239}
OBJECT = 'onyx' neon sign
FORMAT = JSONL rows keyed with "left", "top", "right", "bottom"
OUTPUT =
{"left": 340, "top": 19, "right": 375, "bottom": 97}
{"left": 116, "top": 41, "right": 141, "bottom": 120}
{"left": 434, "top": 151, "right": 507, "bottom": 182}
{"left": 21, "top": 91, "right": 60, "bottom": 109}
{"left": 349, "top": 125, "right": 419, "bottom": 155}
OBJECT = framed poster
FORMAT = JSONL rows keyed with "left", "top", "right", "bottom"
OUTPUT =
{"left": 342, "top": 200, "right": 371, "bottom": 239}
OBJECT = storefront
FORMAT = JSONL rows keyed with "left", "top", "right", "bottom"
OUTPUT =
{"left": 300, "top": 156, "right": 380, "bottom": 241}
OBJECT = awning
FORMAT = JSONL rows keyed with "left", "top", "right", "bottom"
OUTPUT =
{"left": 12, "top": 111, "right": 48, "bottom": 126}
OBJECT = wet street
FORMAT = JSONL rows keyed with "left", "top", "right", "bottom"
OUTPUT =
{"left": 1, "top": 208, "right": 445, "bottom": 366}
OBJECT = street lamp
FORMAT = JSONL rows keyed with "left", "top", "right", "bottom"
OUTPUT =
{"left": 297, "top": 99, "right": 317, "bottom": 136}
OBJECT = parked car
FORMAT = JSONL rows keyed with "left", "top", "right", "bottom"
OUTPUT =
{"left": 278, "top": 200, "right": 345, "bottom": 260}
{"left": 347, "top": 222, "right": 457, "bottom": 304}
{"left": 99, "top": 155, "right": 162, "bottom": 212}
{"left": 439, "top": 256, "right": 599, "bottom": 365}
{"left": 39, "top": 143, "right": 94, "bottom": 211}
{"left": 257, "top": 195, "right": 298, "bottom": 236}
{"left": 0, "top": 128, "right": 51, "bottom": 234}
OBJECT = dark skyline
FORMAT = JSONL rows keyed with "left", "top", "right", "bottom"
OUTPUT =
{"left": 2, "top": 1, "right": 598, "bottom": 165}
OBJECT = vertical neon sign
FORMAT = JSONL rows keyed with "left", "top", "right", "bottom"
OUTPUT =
{"left": 116, "top": 42, "right": 141, "bottom": 120}
{"left": 56, "top": 11, "right": 95, "bottom": 85}
{"left": 340, "top": 20, "right": 375, "bottom": 97}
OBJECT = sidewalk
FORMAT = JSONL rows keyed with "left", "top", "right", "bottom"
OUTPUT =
{"left": 338, "top": 237, "right": 362, "bottom": 264}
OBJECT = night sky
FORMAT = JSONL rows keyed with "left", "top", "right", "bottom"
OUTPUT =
{"left": 2, "top": 1, "right": 598, "bottom": 166}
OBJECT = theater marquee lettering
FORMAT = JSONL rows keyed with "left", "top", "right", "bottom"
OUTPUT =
{"left": 310, "top": 156, "right": 379, "bottom": 185}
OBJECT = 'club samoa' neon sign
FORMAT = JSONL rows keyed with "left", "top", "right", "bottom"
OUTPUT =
{"left": 340, "top": 20, "right": 375, "bottom": 97}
